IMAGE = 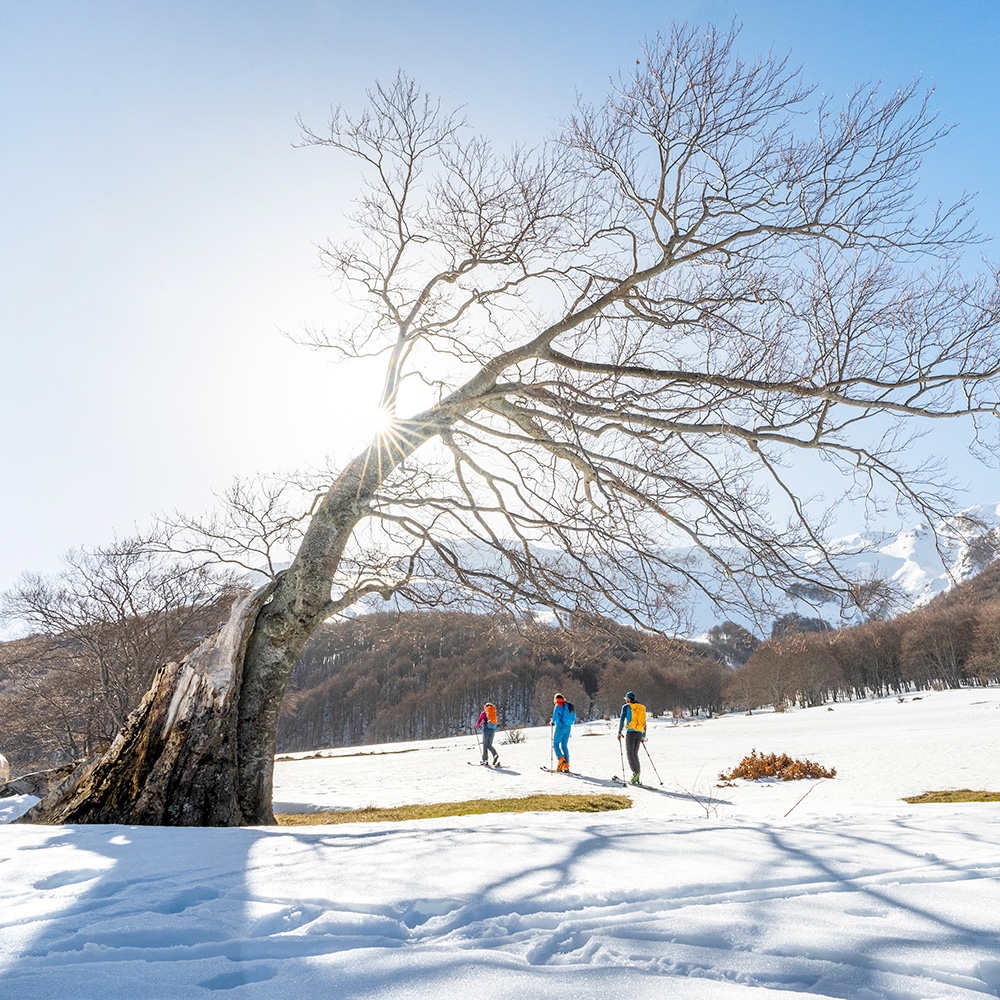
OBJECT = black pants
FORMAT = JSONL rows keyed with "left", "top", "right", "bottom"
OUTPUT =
{"left": 625, "top": 730, "right": 643, "bottom": 775}
{"left": 482, "top": 727, "right": 498, "bottom": 762}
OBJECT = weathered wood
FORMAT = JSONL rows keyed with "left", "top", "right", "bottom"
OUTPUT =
{"left": 0, "top": 761, "right": 81, "bottom": 799}
{"left": 17, "top": 446, "right": 415, "bottom": 827}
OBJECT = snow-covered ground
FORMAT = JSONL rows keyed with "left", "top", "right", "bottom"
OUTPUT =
{"left": 2, "top": 687, "right": 1000, "bottom": 998}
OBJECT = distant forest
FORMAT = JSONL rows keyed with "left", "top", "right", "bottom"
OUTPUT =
{"left": 3, "top": 562, "right": 999, "bottom": 772}
{"left": 276, "top": 562, "right": 1000, "bottom": 750}
{"left": 724, "top": 561, "right": 1000, "bottom": 712}
{"left": 276, "top": 613, "right": 725, "bottom": 752}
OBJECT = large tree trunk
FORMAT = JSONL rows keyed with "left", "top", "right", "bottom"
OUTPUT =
{"left": 17, "top": 583, "right": 280, "bottom": 826}
{"left": 16, "top": 448, "right": 405, "bottom": 827}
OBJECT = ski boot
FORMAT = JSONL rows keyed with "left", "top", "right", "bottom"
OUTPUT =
{"left": 630, "top": 772, "right": 641, "bottom": 785}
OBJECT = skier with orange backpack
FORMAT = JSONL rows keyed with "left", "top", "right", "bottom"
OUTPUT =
{"left": 474, "top": 702, "right": 501, "bottom": 766}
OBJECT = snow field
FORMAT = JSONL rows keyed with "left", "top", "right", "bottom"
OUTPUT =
{"left": 1, "top": 687, "right": 999, "bottom": 998}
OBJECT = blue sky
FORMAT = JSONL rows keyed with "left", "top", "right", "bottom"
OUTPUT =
{"left": 2, "top": 1, "right": 998, "bottom": 594}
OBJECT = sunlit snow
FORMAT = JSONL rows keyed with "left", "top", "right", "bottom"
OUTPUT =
{"left": 2, "top": 687, "right": 999, "bottom": 998}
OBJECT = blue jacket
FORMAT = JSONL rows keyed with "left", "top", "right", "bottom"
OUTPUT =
{"left": 551, "top": 702, "right": 575, "bottom": 730}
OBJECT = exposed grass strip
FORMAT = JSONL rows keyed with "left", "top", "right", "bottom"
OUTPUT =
{"left": 275, "top": 747, "right": 419, "bottom": 762}
{"left": 902, "top": 789, "right": 1000, "bottom": 804}
{"left": 276, "top": 793, "right": 631, "bottom": 825}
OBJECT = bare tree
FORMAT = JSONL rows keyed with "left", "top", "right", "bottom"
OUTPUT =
{"left": 1, "top": 541, "right": 240, "bottom": 770}
{"left": 22, "top": 24, "right": 1000, "bottom": 826}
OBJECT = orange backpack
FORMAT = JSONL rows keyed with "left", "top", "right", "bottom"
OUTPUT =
{"left": 484, "top": 703, "right": 498, "bottom": 726}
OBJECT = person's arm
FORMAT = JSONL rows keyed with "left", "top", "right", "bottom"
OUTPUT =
{"left": 475, "top": 711, "right": 486, "bottom": 730}
{"left": 617, "top": 704, "right": 630, "bottom": 736}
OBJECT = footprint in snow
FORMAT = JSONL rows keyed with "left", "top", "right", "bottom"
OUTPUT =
{"left": 198, "top": 963, "right": 278, "bottom": 991}
{"left": 33, "top": 869, "right": 107, "bottom": 890}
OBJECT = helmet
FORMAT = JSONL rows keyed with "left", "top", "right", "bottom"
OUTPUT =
{"left": 625, "top": 691, "right": 636, "bottom": 702}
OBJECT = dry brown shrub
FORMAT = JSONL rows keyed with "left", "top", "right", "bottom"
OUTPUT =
{"left": 720, "top": 749, "right": 836, "bottom": 781}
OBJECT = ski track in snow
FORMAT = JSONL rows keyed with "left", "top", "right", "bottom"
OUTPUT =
{"left": 2, "top": 688, "right": 1000, "bottom": 998}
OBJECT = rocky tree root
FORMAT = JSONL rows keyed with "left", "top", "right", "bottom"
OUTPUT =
{"left": 17, "top": 583, "right": 276, "bottom": 826}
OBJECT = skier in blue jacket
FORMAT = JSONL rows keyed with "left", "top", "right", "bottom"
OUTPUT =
{"left": 550, "top": 692, "right": 576, "bottom": 771}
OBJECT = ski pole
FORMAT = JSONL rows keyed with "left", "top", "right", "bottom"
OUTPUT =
{"left": 549, "top": 723, "right": 553, "bottom": 772}
{"left": 475, "top": 727, "right": 483, "bottom": 761}
{"left": 642, "top": 740, "right": 664, "bottom": 785}
{"left": 618, "top": 733, "right": 626, "bottom": 781}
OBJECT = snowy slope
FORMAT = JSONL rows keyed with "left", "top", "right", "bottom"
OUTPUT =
{"left": 830, "top": 502, "right": 1000, "bottom": 605}
{"left": 2, "top": 687, "right": 1000, "bottom": 998}
{"left": 681, "top": 502, "right": 1000, "bottom": 633}
{"left": 361, "top": 503, "right": 1000, "bottom": 636}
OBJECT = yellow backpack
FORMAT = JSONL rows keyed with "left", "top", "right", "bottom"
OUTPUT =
{"left": 627, "top": 702, "right": 647, "bottom": 732}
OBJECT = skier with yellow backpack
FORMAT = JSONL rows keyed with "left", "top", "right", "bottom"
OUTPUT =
{"left": 617, "top": 691, "right": 647, "bottom": 785}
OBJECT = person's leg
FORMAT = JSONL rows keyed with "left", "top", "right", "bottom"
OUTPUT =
{"left": 555, "top": 730, "right": 569, "bottom": 767}
{"left": 626, "top": 731, "right": 641, "bottom": 778}
{"left": 482, "top": 726, "right": 493, "bottom": 762}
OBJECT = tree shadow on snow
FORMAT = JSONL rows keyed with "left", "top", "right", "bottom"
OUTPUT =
{"left": 3, "top": 811, "right": 999, "bottom": 999}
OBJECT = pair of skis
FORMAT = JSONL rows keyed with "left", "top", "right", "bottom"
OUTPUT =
{"left": 610, "top": 774, "right": 648, "bottom": 789}
{"left": 542, "top": 767, "right": 649, "bottom": 787}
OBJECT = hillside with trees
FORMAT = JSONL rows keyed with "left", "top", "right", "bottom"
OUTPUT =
{"left": 4, "top": 559, "right": 999, "bottom": 774}
{"left": 276, "top": 612, "right": 724, "bottom": 751}
{"left": 723, "top": 561, "right": 1000, "bottom": 712}
{"left": 0, "top": 543, "right": 239, "bottom": 775}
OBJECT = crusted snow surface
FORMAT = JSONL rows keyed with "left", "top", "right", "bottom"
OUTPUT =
{"left": 2, "top": 687, "right": 1000, "bottom": 998}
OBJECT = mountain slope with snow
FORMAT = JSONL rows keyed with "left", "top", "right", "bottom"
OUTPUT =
{"left": 684, "top": 502, "right": 1000, "bottom": 634}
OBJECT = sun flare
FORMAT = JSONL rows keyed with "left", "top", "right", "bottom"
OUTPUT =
{"left": 363, "top": 404, "right": 395, "bottom": 438}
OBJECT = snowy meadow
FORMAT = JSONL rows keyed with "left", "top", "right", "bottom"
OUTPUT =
{"left": 2, "top": 688, "right": 999, "bottom": 999}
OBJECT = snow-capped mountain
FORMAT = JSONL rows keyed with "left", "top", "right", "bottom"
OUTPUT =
{"left": 293, "top": 503, "right": 1000, "bottom": 638}
{"left": 641, "top": 502, "right": 1000, "bottom": 636}
{"left": 826, "top": 502, "right": 1000, "bottom": 606}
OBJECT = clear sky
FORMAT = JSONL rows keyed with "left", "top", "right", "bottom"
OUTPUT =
{"left": 2, "top": 0, "right": 999, "bottom": 595}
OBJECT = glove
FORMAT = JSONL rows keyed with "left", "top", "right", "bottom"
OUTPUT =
{"left": 617, "top": 733, "right": 622, "bottom": 741}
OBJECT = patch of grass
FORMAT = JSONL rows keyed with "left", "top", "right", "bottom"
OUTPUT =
{"left": 275, "top": 747, "right": 419, "bottom": 762}
{"left": 902, "top": 789, "right": 1000, "bottom": 804}
{"left": 276, "top": 793, "right": 631, "bottom": 825}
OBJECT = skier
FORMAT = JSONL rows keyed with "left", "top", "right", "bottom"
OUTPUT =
{"left": 474, "top": 702, "right": 501, "bottom": 766}
{"left": 550, "top": 692, "right": 576, "bottom": 772}
{"left": 617, "top": 691, "right": 647, "bottom": 784}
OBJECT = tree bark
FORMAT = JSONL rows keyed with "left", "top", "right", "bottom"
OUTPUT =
{"left": 18, "top": 446, "right": 408, "bottom": 827}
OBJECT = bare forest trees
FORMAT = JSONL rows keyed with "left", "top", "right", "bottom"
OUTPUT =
{"left": 0, "top": 542, "right": 239, "bottom": 771}
{"left": 723, "top": 563, "right": 1000, "bottom": 711}
{"left": 278, "top": 610, "right": 722, "bottom": 750}
{"left": 21, "top": 24, "right": 1000, "bottom": 825}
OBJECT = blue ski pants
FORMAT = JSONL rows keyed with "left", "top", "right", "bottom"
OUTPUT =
{"left": 481, "top": 726, "right": 497, "bottom": 762}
